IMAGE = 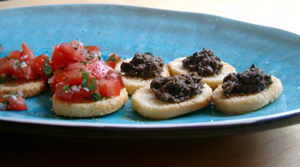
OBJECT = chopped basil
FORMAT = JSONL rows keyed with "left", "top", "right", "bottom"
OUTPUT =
{"left": 15, "top": 60, "right": 29, "bottom": 80}
{"left": 89, "top": 77, "right": 97, "bottom": 91}
{"left": 91, "top": 92, "right": 101, "bottom": 101}
{"left": 80, "top": 61, "right": 91, "bottom": 65}
{"left": 2, "top": 94, "right": 20, "bottom": 98}
{"left": 108, "top": 53, "right": 120, "bottom": 63}
{"left": 86, "top": 53, "right": 94, "bottom": 60}
{"left": 42, "top": 57, "right": 53, "bottom": 78}
{"left": 81, "top": 71, "right": 90, "bottom": 88}
{"left": 7, "top": 91, "right": 18, "bottom": 94}
{"left": 62, "top": 84, "right": 70, "bottom": 92}
{"left": 76, "top": 75, "right": 79, "bottom": 78}
{"left": 65, "top": 77, "right": 69, "bottom": 81}
{"left": 97, "top": 56, "right": 102, "bottom": 60}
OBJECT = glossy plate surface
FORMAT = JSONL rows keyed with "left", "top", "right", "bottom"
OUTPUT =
{"left": 0, "top": 4, "right": 300, "bottom": 138}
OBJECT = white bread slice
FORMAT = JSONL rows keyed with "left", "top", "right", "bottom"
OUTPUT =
{"left": 52, "top": 88, "right": 128, "bottom": 117}
{"left": 114, "top": 58, "right": 170, "bottom": 95}
{"left": 0, "top": 78, "right": 47, "bottom": 98}
{"left": 132, "top": 83, "right": 212, "bottom": 120}
{"left": 167, "top": 57, "right": 236, "bottom": 90}
{"left": 212, "top": 76, "right": 283, "bottom": 114}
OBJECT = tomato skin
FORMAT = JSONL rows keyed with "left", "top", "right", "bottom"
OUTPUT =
{"left": 58, "top": 43, "right": 87, "bottom": 61}
{"left": 51, "top": 45, "right": 75, "bottom": 71}
{"left": 106, "top": 53, "right": 121, "bottom": 69}
{"left": 27, "top": 53, "right": 50, "bottom": 79}
{"left": 13, "top": 65, "right": 38, "bottom": 80}
{"left": 87, "top": 61, "right": 111, "bottom": 80}
{"left": 8, "top": 50, "right": 21, "bottom": 59}
{"left": 0, "top": 92, "right": 27, "bottom": 111}
{"left": 21, "top": 42, "right": 35, "bottom": 62}
{"left": 0, "top": 59, "right": 16, "bottom": 75}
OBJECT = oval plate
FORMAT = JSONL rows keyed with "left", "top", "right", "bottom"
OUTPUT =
{"left": 0, "top": 4, "right": 300, "bottom": 139}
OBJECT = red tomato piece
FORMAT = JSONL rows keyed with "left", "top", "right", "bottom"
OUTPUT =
{"left": 87, "top": 61, "right": 111, "bottom": 80}
{"left": 51, "top": 45, "right": 75, "bottom": 71}
{"left": 27, "top": 53, "right": 50, "bottom": 79}
{"left": 8, "top": 50, "right": 21, "bottom": 59}
{"left": 0, "top": 59, "right": 16, "bottom": 75}
{"left": 105, "top": 53, "right": 121, "bottom": 69}
{"left": 58, "top": 43, "right": 87, "bottom": 61}
{"left": 0, "top": 92, "right": 27, "bottom": 111}
{"left": 21, "top": 42, "right": 35, "bottom": 62}
{"left": 13, "top": 65, "right": 38, "bottom": 80}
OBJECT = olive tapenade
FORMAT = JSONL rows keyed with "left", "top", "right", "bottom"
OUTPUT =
{"left": 150, "top": 72, "right": 204, "bottom": 103}
{"left": 182, "top": 48, "right": 223, "bottom": 76}
{"left": 121, "top": 52, "right": 164, "bottom": 79}
{"left": 222, "top": 64, "right": 273, "bottom": 97}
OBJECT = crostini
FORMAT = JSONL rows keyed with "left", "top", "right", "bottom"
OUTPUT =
{"left": 212, "top": 65, "right": 283, "bottom": 114}
{"left": 132, "top": 72, "right": 212, "bottom": 119}
{"left": 0, "top": 42, "right": 51, "bottom": 98}
{"left": 49, "top": 40, "right": 128, "bottom": 117}
{"left": 112, "top": 52, "right": 170, "bottom": 95}
{"left": 167, "top": 48, "right": 236, "bottom": 90}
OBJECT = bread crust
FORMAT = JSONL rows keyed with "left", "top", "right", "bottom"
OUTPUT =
{"left": 132, "top": 83, "right": 213, "bottom": 120}
{"left": 0, "top": 78, "right": 47, "bottom": 98}
{"left": 114, "top": 58, "right": 170, "bottom": 95}
{"left": 52, "top": 88, "right": 128, "bottom": 117}
{"left": 212, "top": 76, "right": 283, "bottom": 114}
{"left": 167, "top": 57, "right": 236, "bottom": 90}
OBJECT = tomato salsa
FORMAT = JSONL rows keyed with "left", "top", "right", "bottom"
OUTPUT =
{"left": 0, "top": 42, "right": 53, "bottom": 83}
{"left": 49, "top": 40, "right": 124, "bottom": 102}
{"left": 0, "top": 91, "right": 27, "bottom": 111}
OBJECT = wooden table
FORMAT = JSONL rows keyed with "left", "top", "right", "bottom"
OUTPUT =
{"left": 1, "top": 0, "right": 300, "bottom": 166}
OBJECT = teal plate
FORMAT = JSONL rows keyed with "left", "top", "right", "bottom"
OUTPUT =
{"left": 0, "top": 4, "right": 300, "bottom": 139}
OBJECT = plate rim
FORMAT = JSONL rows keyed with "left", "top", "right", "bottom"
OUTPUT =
{"left": 0, "top": 3, "right": 300, "bottom": 137}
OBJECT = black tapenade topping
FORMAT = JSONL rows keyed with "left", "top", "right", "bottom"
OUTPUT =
{"left": 121, "top": 52, "right": 164, "bottom": 79}
{"left": 222, "top": 64, "right": 273, "bottom": 97}
{"left": 182, "top": 48, "right": 223, "bottom": 76}
{"left": 150, "top": 72, "right": 204, "bottom": 103}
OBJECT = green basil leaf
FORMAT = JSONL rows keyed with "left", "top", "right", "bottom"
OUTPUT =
{"left": 80, "top": 61, "right": 91, "bottom": 65}
{"left": 15, "top": 60, "right": 29, "bottom": 80}
{"left": 42, "top": 57, "right": 53, "bottom": 78}
{"left": 81, "top": 71, "right": 90, "bottom": 88}
{"left": 88, "top": 77, "right": 97, "bottom": 92}
{"left": 62, "top": 84, "right": 70, "bottom": 92}
{"left": 108, "top": 53, "right": 120, "bottom": 63}
{"left": 2, "top": 94, "right": 20, "bottom": 98}
{"left": 91, "top": 92, "right": 101, "bottom": 101}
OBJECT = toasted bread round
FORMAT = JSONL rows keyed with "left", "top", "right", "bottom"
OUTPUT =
{"left": 132, "top": 83, "right": 213, "bottom": 120}
{"left": 212, "top": 76, "right": 282, "bottom": 114}
{"left": 114, "top": 58, "right": 170, "bottom": 95}
{"left": 167, "top": 57, "right": 236, "bottom": 90}
{"left": 52, "top": 88, "right": 128, "bottom": 117}
{"left": 0, "top": 78, "right": 47, "bottom": 98}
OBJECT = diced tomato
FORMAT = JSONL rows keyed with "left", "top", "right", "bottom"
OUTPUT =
{"left": 0, "top": 59, "right": 16, "bottom": 75}
{"left": 51, "top": 45, "right": 75, "bottom": 71}
{"left": 8, "top": 50, "right": 21, "bottom": 59}
{"left": 21, "top": 42, "right": 35, "bottom": 62}
{"left": 13, "top": 65, "right": 38, "bottom": 80}
{"left": 0, "top": 92, "right": 27, "bottom": 111}
{"left": 27, "top": 53, "right": 50, "bottom": 79}
{"left": 58, "top": 43, "right": 87, "bottom": 61}
{"left": 105, "top": 53, "right": 121, "bottom": 69}
{"left": 54, "top": 84, "right": 93, "bottom": 101}
{"left": 98, "top": 70, "right": 124, "bottom": 97}
{"left": 87, "top": 61, "right": 110, "bottom": 80}
{"left": 69, "top": 40, "right": 84, "bottom": 49}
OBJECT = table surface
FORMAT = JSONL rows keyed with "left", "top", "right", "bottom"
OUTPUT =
{"left": 1, "top": 0, "right": 300, "bottom": 166}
